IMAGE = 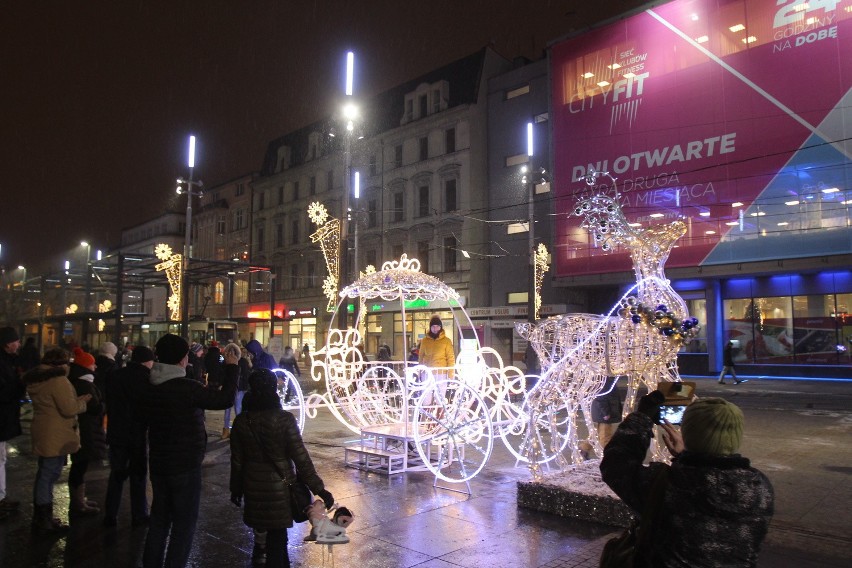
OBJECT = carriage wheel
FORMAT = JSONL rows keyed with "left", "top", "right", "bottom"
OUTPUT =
{"left": 413, "top": 379, "right": 493, "bottom": 483}
{"left": 274, "top": 369, "right": 306, "bottom": 433}
{"left": 353, "top": 366, "right": 406, "bottom": 425}
{"left": 500, "top": 393, "right": 573, "bottom": 465}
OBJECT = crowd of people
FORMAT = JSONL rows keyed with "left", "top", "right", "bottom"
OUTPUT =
{"left": 0, "top": 328, "right": 332, "bottom": 568}
{"left": 0, "top": 317, "right": 778, "bottom": 567}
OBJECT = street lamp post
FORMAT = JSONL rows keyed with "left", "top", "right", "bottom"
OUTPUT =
{"left": 176, "top": 135, "right": 204, "bottom": 338}
{"left": 339, "top": 51, "right": 358, "bottom": 329}
{"left": 17, "top": 265, "right": 26, "bottom": 292}
{"left": 525, "top": 122, "right": 536, "bottom": 324}
{"left": 353, "top": 170, "right": 360, "bottom": 279}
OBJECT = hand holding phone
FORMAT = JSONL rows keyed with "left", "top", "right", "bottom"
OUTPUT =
{"left": 660, "top": 421, "right": 685, "bottom": 457}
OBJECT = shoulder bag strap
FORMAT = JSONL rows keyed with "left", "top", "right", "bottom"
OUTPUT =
{"left": 246, "top": 414, "right": 295, "bottom": 485}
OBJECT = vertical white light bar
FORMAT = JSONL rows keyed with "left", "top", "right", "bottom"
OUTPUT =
{"left": 527, "top": 122, "right": 534, "bottom": 157}
{"left": 739, "top": 209, "right": 744, "bottom": 231}
{"left": 188, "top": 135, "right": 196, "bottom": 168}
{"left": 345, "top": 51, "right": 355, "bottom": 96}
{"left": 354, "top": 170, "right": 360, "bottom": 199}
{"left": 96, "top": 250, "right": 103, "bottom": 261}
{"left": 64, "top": 260, "right": 70, "bottom": 271}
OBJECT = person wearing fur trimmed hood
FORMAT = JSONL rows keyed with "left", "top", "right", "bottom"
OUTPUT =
{"left": 600, "top": 393, "right": 774, "bottom": 567}
{"left": 23, "top": 348, "right": 91, "bottom": 533}
{"left": 67, "top": 348, "right": 107, "bottom": 516}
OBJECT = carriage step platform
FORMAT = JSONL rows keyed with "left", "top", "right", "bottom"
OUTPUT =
{"left": 344, "top": 422, "right": 461, "bottom": 475}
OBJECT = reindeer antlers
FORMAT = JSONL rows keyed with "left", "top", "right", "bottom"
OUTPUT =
{"left": 573, "top": 193, "right": 634, "bottom": 251}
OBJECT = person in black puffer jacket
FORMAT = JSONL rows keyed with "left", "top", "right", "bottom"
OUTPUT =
{"left": 67, "top": 348, "right": 107, "bottom": 515}
{"left": 139, "top": 334, "right": 238, "bottom": 568}
{"left": 102, "top": 345, "right": 154, "bottom": 527}
{"left": 600, "top": 392, "right": 774, "bottom": 568}
{"left": 230, "top": 368, "right": 333, "bottom": 568}
{"left": 203, "top": 344, "right": 224, "bottom": 389}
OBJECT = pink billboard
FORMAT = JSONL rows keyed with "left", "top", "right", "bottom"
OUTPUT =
{"left": 551, "top": 0, "right": 852, "bottom": 277}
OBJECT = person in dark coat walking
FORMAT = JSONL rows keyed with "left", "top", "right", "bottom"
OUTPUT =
{"left": 600, "top": 393, "right": 774, "bottom": 567}
{"left": 94, "top": 341, "right": 119, "bottom": 395}
{"left": 140, "top": 334, "right": 238, "bottom": 568}
{"left": 719, "top": 340, "right": 745, "bottom": 384}
{"left": 230, "top": 368, "right": 334, "bottom": 568}
{"left": 591, "top": 375, "right": 623, "bottom": 451}
{"left": 187, "top": 342, "right": 206, "bottom": 383}
{"left": 18, "top": 336, "right": 40, "bottom": 372}
{"left": 0, "top": 327, "right": 25, "bottom": 517}
{"left": 67, "top": 348, "right": 107, "bottom": 515}
{"left": 102, "top": 345, "right": 154, "bottom": 527}
{"left": 203, "top": 343, "right": 224, "bottom": 389}
{"left": 277, "top": 346, "right": 300, "bottom": 378}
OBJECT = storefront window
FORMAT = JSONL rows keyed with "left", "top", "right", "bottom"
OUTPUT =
{"left": 752, "top": 297, "right": 794, "bottom": 364}
{"left": 234, "top": 279, "right": 248, "bottom": 303}
{"left": 724, "top": 294, "right": 852, "bottom": 365}
{"left": 287, "top": 317, "right": 317, "bottom": 354}
{"left": 836, "top": 293, "right": 852, "bottom": 365}
{"left": 793, "top": 294, "right": 840, "bottom": 365}
{"left": 723, "top": 298, "right": 754, "bottom": 363}
{"left": 365, "top": 314, "right": 382, "bottom": 356}
{"left": 393, "top": 311, "right": 454, "bottom": 357}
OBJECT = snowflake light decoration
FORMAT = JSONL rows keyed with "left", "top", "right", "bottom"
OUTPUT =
{"left": 154, "top": 242, "right": 183, "bottom": 321}
{"left": 154, "top": 243, "right": 174, "bottom": 260}
{"left": 308, "top": 201, "right": 330, "bottom": 227}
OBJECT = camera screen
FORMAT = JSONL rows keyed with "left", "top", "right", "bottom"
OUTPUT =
{"left": 659, "top": 405, "right": 688, "bottom": 425}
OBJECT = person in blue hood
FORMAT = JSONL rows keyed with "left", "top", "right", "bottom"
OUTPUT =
{"left": 245, "top": 339, "right": 277, "bottom": 370}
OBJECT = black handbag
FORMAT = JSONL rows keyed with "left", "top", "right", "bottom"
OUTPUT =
{"left": 600, "top": 468, "right": 669, "bottom": 568}
{"left": 247, "top": 416, "right": 313, "bottom": 523}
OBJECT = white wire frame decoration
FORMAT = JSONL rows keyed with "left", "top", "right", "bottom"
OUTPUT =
{"left": 303, "top": 254, "right": 530, "bottom": 485}
{"left": 515, "top": 188, "right": 701, "bottom": 480}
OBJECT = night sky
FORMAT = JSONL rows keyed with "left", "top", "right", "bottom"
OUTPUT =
{"left": 1, "top": 0, "right": 645, "bottom": 272}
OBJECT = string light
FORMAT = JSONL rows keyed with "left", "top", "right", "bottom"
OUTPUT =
{"left": 533, "top": 243, "right": 549, "bottom": 321}
{"left": 154, "top": 243, "right": 183, "bottom": 321}
{"left": 308, "top": 201, "right": 341, "bottom": 312}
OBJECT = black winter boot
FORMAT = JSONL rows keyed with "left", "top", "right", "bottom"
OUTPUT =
{"left": 31, "top": 503, "right": 69, "bottom": 534}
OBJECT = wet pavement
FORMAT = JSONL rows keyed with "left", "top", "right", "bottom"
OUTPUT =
{"left": 1, "top": 376, "right": 850, "bottom": 567}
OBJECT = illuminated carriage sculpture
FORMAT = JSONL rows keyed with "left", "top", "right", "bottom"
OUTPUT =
{"left": 300, "top": 254, "right": 530, "bottom": 490}
{"left": 277, "top": 193, "right": 698, "bottom": 487}
{"left": 514, "top": 183, "right": 700, "bottom": 478}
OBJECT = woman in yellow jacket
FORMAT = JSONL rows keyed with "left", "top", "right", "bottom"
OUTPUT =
{"left": 418, "top": 315, "right": 454, "bottom": 379}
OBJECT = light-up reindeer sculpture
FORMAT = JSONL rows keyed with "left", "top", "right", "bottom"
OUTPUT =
{"left": 512, "top": 179, "right": 699, "bottom": 475}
